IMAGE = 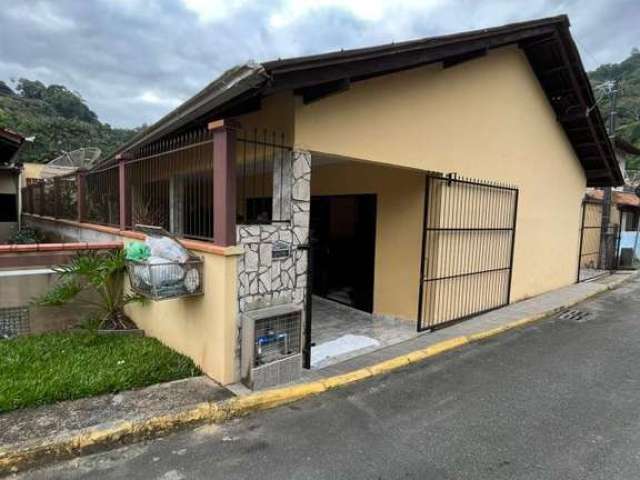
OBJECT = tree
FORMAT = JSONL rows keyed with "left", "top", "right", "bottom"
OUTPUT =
{"left": 16, "top": 78, "right": 47, "bottom": 100}
{"left": 44, "top": 84, "right": 98, "bottom": 123}
{"left": 0, "top": 80, "right": 14, "bottom": 96}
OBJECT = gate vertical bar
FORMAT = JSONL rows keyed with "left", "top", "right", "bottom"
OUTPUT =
{"left": 576, "top": 201, "right": 587, "bottom": 283}
{"left": 300, "top": 242, "right": 314, "bottom": 369}
{"left": 417, "top": 174, "right": 430, "bottom": 332}
{"left": 506, "top": 188, "right": 519, "bottom": 303}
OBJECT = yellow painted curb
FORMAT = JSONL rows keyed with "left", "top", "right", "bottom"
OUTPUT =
{"left": 2, "top": 271, "right": 637, "bottom": 474}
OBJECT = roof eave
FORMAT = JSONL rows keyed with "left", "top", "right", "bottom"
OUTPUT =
{"left": 108, "top": 63, "right": 268, "bottom": 162}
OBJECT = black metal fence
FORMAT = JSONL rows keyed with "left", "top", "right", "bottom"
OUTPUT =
{"left": 125, "top": 128, "right": 215, "bottom": 240}
{"left": 21, "top": 173, "right": 79, "bottom": 221}
{"left": 84, "top": 165, "right": 120, "bottom": 227}
{"left": 21, "top": 127, "right": 292, "bottom": 240}
{"left": 418, "top": 173, "right": 519, "bottom": 331}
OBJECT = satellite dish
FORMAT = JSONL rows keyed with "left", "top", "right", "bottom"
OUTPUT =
{"left": 48, "top": 147, "right": 101, "bottom": 168}
{"left": 40, "top": 147, "right": 101, "bottom": 178}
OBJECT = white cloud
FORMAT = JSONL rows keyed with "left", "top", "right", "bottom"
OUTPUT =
{"left": 181, "top": 0, "right": 250, "bottom": 23}
{"left": 269, "top": 0, "right": 444, "bottom": 28}
{"left": 5, "top": 2, "right": 75, "bottom": 32}
{"left": 137, "top": 90, "right": 183, "bottom": 108}
{"left": 1, "top": 0, "right": 636, "bottom": 128}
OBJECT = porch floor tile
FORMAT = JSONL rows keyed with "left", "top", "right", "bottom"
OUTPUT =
{"left": 309, "top": 296, "right": 417, "bottom": 369}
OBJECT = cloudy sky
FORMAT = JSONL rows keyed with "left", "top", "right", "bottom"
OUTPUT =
{"left": 1, "top": 0, "right": 637, "bottom": 128}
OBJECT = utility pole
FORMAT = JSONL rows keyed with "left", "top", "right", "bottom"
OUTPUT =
{"left": 599, "top": 79, "right": 618, "bottom": 270}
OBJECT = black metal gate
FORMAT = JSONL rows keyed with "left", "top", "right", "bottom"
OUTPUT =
{"left": 576, "top": 200, "right": 605, "bottom": 282}
{"left": 417, "top": 174, "right": 518, "bottom": 331}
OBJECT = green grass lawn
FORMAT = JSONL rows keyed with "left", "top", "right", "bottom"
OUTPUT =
{"left": 0, "top": 332, "right": 201, "bottom": 413}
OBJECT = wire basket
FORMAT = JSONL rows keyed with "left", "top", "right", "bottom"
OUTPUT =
{"left": 126, "top": 225, "right": 204, "bottom": 300}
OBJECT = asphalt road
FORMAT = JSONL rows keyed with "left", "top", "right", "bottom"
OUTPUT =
{"left": 13, "top": 276, "right": 640, "bottom": 480}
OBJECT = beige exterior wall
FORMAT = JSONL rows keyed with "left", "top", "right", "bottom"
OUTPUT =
{"left": 125, "top": 246, "right": 241, "bottom": 385}
{"left": 23, "top": 215, "right": 242, "bottom": 385}
{"left": 311, "top": 160, "right": 424, "bottom": 320}
{"left": 294, "top": 46, "right": 587, "bottom": 303}
{"left": 21, "top": 163, "right": 45, "bottom": 186}
{"left": 232, "top": 91, "right": 295, "bottom": 144}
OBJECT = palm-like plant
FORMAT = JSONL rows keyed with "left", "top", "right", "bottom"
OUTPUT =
{"left": 38, "top": 249, "right": 145, "bottom": 330}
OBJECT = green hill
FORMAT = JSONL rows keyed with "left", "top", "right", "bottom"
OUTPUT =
{"left": 0, "top": 79, "right": 137, "bottom": 164}
{"left": 589, "top": 48, "right": 640, "bottom": 168}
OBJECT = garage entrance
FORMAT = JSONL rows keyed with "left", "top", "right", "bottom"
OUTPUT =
{"left": 418, "top": 174, "right": 519, "bottom": 331}
{"left": 302, "top": 157, "right": 424, "bottom": 370}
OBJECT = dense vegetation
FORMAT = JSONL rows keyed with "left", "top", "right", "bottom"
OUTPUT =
{"left": 589, "top": 48, "right": 640, "bottom": 168}
{"left": 0, "top": 79, "right": 137, "bottom": 164}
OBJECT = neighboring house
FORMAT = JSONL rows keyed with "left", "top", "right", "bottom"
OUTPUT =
{"left": 579, "top": 138, "right": 640, "bottom": 273}
{"left": 585, "top": 188, "right": 640, "bottom": 268}
{"left": 23, "top": 15, "right": 622, "bottom": 387}
{"left": 0, "top": 127, "right": 25, "bottom": 242}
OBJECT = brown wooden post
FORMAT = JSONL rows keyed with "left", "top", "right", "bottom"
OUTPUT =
{"left": 38, "top": 181, "right": 45, "bottom": 216}
{"left": 76, "top": 170, "right": 87, "bottom": 222}
{"left": 117, "top": 155, "right": 131, "bottom": 230}
{"left": 209, "top": 119, "right": 239, "bottom": 247}
{"left": 53, "top": 177, "right": 61, "bottom": 218}
{"left": 28, "top": 185, "right": 34, "bottom": 214}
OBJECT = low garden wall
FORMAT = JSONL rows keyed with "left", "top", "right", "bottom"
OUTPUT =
{"left": 21, "top": 214, "right": 243, "bottom": 385}
{"left": 0, "top": 242, "right": 121, "bottom": 336}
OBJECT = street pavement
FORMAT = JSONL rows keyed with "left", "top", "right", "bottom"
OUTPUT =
{"left": 12, "top": 276, "right": 640, "bottom": 480}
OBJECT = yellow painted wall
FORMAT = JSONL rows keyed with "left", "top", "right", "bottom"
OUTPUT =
{"left": 21, "top": 163, "right": 45, "bottom": 186}
{"left": 125, "top": 245, "right": 242, "bottom": 385}
{"left": 0, "top": 172, "right": 16, "bottom": 194}
{"left": 295, "top": 46, "right": 587, "bottom": 303}
{"left": 232, "top": 91, "right": 295, "bottom": 144}
{"left": 311, "top": 160, "right": 424, "bottom": 320}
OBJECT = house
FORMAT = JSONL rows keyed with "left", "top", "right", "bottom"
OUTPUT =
{"left": 578, "top": 138, "right": 640, "bottom": 275}
{"left": 585, "top": 188, "right": 640, "bottom": 270}
{"left": 23, "top": 15, "right": 622, "bottom": 387}
{"left": 0, "top": 127, "right": 25, "bottom": 242}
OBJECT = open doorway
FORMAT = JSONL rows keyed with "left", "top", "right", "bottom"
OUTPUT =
{"left": 310, "top": 194, "right": 376, "bottom": 312}
{"left": 303, "top": 157, "right": 423, "bottom": 370}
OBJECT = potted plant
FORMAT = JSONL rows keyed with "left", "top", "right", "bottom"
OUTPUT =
{"left": 38, "top": 249, "right": 146, "bottom": 333}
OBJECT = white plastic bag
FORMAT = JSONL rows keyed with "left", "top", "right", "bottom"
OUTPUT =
{"left": 145, "top": 236, "right": 190, "bottom": 263}
{"left": 134, "top": 256, "right": 185, "bottom": 287}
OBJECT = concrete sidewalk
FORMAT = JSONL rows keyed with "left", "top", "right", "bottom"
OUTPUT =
{"left": 301, "top": 272, "right": 634, "bottom": 382}
{"left": 1, "top": 271, "right": 635, "bottom": 474}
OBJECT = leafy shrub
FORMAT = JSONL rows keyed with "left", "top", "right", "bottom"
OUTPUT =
{"left": 9, "top": 226, "right": 43, "bottom": 244}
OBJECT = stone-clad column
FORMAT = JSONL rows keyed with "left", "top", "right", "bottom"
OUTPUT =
{"left": 291, "top": 149, "right": 311, "bottom": 246}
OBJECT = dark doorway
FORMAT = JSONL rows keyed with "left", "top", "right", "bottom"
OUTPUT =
{"left": 310, "top": 194, "right": 376, "bottom": 312}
